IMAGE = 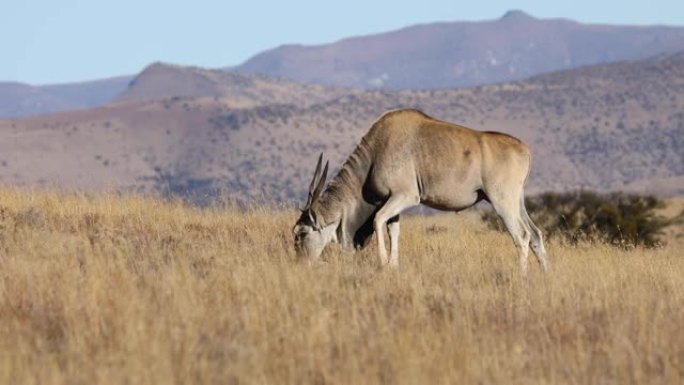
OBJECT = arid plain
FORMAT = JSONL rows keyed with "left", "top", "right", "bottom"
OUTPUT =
{"left": 1, "top": 189, "right": 683, "bottom": 384}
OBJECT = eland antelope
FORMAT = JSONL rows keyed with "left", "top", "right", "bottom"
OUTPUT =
{"left": 293, "top": 109, "right": 549, "bottom": 275}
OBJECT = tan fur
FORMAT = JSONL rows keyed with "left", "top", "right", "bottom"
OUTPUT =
{"left": 295, "top": 109, "right": 548, "bottom": 274}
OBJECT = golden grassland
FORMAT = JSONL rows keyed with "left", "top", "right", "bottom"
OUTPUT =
{"left": 0, "top": 188, "right": 683, "bottom": 384}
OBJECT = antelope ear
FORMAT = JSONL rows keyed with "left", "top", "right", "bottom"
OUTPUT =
{"left": 309, "top": 209, "right": 322, "bottom": 231}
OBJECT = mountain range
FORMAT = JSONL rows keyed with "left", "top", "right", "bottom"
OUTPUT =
{"left": 0, "top": 51, "right": 682, "bottom": 203}
{"left": 3, "top": 11, "right": 684, "bottom": 118}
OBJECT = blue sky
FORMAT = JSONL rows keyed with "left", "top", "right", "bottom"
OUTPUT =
{"left": 2, "top": 0, "right": 684, "bottom": 85}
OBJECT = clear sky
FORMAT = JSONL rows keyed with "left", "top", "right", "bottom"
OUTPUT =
{"left": 2, "top": 0, "right": 683, "bottom": 85}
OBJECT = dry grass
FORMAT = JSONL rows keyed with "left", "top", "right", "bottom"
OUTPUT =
{"left": 1, "top": 188, "right": 683, "bottom": 384}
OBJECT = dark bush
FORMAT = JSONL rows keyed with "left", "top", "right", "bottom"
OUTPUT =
{"left": 481, "top": 191, "right": 683, "bottom": 248}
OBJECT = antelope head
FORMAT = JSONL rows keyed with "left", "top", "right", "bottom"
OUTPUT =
{"left": 293, "top": 153, "right": 336, "bottom": 261}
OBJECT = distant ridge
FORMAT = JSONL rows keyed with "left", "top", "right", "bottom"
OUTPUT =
{"left": 234, "top": 10, "right": 684, "bottom": 89}
{"left": 0, "top": 76, "right": 132, "bottom": 118}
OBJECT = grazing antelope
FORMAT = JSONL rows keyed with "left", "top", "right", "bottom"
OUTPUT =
{"left": 293, "top": 109, "right": 549, "bottom": 275}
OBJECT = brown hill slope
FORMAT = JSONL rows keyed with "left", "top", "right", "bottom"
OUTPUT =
{"left": 0, "top": 54, "right": 682, "bottom": 203}
{"left": 116, "top": 62, "right": 356, "bottom": 107}
{"left": 235, "top": 10, "right": 684, "bottom": 90}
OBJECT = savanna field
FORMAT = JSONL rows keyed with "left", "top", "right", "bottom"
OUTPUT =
{"left": 1, "top": 188, "right": 683, "bottom": 384}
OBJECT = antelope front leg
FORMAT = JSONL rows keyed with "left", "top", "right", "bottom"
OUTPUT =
{"left": 374, "top": 219, "right": 389, "bottom": 266}
{"left": 387, "top": 216, "right": 400, "bottom": 268}
{"left": 374, "top": 195, "right": 417, "bottom": 268}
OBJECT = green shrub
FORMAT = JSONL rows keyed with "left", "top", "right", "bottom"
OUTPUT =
{"left": 481, "top": 191, "right": 683, "bottom": 248}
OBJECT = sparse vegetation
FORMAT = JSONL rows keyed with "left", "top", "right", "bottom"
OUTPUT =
{"left": 1, "top": 188, "right": 683, "bottom": 384}
{"left": 482, "top": 191, "right": 683, "bottom": 248}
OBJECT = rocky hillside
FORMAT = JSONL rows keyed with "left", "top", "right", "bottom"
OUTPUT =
{"left": 0, "top": 53, "right": 682, "bottom": 204}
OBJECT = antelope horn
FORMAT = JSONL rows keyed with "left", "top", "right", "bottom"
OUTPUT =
{"left": 311, "top": 161, "right": 329, "bottom": 206}
{"left": 306, "top": 153, "right": 324, "bottom": 208}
